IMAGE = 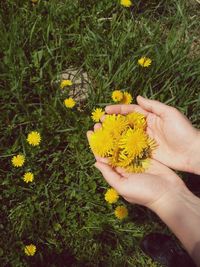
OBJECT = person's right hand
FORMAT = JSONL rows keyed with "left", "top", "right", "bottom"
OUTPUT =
{"left": 106, "top": 96, "right": 200, "bottom": 174}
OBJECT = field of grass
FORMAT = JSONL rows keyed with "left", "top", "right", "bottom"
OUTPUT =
{"left": 0, "top": 0, "right": 200, "bottom": 266}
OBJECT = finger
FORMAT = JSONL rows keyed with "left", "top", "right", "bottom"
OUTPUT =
{"left": 137, "top": 96, "right": 169, "bottom": 117}
{"left": 94, "top": 162, "right": 126, "bottom": 194}
{"left": 86, "top": 130, "right": 93, "bottom": 141}
{"left": 105, "top": 104, "right": 148, "bottom": 116}
{"left": 95, "top": 155, "right": 109, "bottom": 164}
{"left": 94, "top": 123, "right": 102, "bottom": 131}
{"left": 100, "top": 114, "right": 107, "bottom": 122}
{"left": 115, "top": 167, "right": 131, "bottom": 178}
{"left": 146, "top": 126, "right": 154, "bottom": 139}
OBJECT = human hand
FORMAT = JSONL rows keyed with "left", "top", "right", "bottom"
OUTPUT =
{"left": 106, "top": 96, "right": 200, "bottom": 174}
{"left": 87, "top": 126, "right": 185, "bottom": 211}
{"left": 94, "top": 158, "right": 185, "bottom": 211}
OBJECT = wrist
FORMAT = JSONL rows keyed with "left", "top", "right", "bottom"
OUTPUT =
{"left": 149, "top": 184, "right": 190, "bottom": 216}
{"left": 187, "top": 130, "right": 200, "bottom": 175}
{"left": 150, "top": 185, "right": 194, "bottom": 216}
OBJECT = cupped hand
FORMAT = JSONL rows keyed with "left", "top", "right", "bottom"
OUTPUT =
{"left": 94, "top": 159, "right": 185, "bottom": 211}
{"left": 87, "top": 126, "right": 185, "bottom": 211}
{"left": 105, "top": 96, "right": 200, "bottom": 174}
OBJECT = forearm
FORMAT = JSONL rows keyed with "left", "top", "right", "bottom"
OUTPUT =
{"left": 153, "top": 187, "right": 200, "bottom": 266}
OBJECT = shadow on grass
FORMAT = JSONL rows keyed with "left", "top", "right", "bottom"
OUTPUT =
{"left": 25, "top": 246, "right": 76, "bottom": 267}
{"left": 128, "top": 204, "right": 162, "bottom": 226}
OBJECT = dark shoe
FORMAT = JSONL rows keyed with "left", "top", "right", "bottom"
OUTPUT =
{"left": 140, "top": 233, "right": 196, "bottom": 267}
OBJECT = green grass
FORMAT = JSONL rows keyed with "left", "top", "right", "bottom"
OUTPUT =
{"left": 0, "top": 0, "right": 200, "bottom": 266}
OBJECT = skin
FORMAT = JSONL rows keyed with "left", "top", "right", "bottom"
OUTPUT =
{"left": 105, "top": 96, "right": 200, "bottom": 175}
{"left": 91, "top": 160, "right": 200, "bottom": 267}
{"left": 87, "top": 96, "right": 200, "bottom": 266}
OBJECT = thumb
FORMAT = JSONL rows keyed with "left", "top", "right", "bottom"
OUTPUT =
{"left": 94, "top": 162, "right": 125, "bottom": 194}
{"left": 137, "top": 96, "right": 169, "bottom": 117}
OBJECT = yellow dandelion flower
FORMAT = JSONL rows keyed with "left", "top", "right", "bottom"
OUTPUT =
{"left": 23, "top": 172, "right": 34, "bottom": 183}
{"left": 120, "top": 92, "right": 133, "bottom": 104}
{"left": 138, "top": 57, "right": 152, "bottom": 67}
{"left": 117, "top": 152, "right": 133, "bottom": 167}
{"left": 60, "top": 79, "right": 73, "bottom": 89}
{"left": 105, "top": 188, "right": 119, "bottom": 204}
{"left": 89, "top": 128, "right": 114, "bottom": 157}
{"left": 125, "top": 158, "right": 150, "bottom": 173}
{"left": 120, "top": 0, "right": 132, "bottom": 7}
{"left": 91, "top": 108, "right": 105, "bottom": 123}
{"left": 64, "top": 97, "right": 76, "bottom": 108}
{"left": 126, "top": 112, "right": 147, "bottom": 130}
{"left": 147, "top": 137, "right": 157, "bottom": 150}
{"left": 115, "top": 205, "right": 128, "bottom": 220}
{"left": 11, "top": 154, "right": 25, "bottom": 167}
{"left": 109, "top": 147, "right": 121, "bottom": 166}
{"left": 88, "top": 111, "right": 156, "bottom": 174}
{"left": 103, "top": 114, "right": 128, "bottom": 139}
{"left": 119, "top": 128, "right": 148, "bottom": 157}
{"left": 112, "top": 90, "right": 123, "bottom": 102}
{"left": 24, "top": 244, "right": 36, "bottom": 256}
{"left": 27, "top": 131, "right": 41, "bottom": 146}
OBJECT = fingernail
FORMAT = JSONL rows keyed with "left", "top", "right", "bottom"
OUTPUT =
{"left": 105, "top": 107, "right": 109, "bottom": 112}
{"left": 139, "top": 95, "right": 147, "bottom": 100}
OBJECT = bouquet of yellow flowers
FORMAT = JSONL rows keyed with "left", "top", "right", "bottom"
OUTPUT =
{"left": 89, "top": 112, "right": 156, "bottom": 173}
